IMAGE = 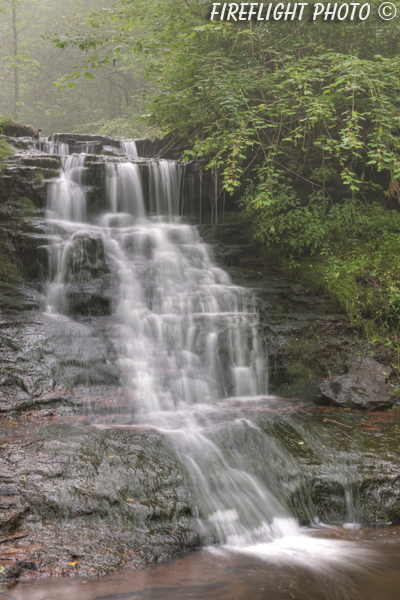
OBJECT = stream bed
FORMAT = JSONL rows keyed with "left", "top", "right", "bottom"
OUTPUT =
{"left": 4, "top": 527, "right": 400, "bottom": 600}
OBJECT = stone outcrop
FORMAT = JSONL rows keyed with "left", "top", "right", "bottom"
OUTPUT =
{"left": 0, "top": 426, "right": 198, "bottom": 579}
{"left": 45, "top": 132, "right": 184, "bottom": 159}
{"left": 0, "top": 147, "right": 60, "bottom": 313}
{"left": 1, "top": 119, "right": 38, "bottom": 139}
{"left": 318, "top": 357, "right": 397, "bottom": 410}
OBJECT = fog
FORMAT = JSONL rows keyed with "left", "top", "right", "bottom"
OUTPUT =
{"left": 0, "top": 0, "right": 146, "bottom": 135}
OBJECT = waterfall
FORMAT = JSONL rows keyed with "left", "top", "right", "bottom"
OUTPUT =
{"left": 148, "top": 159, "right": 182, "bottom": 219}
{"left": 103, "top": 162, "right": 146, "bottom": 224}
{"left": 42, "top": 139, "right": 369, "bottom": 566}
{"left": 120, "top": 139, "right": 138, "bottom": 157}
{"left": 45, "top": 154, "right": 89, "bottom": 314}
{"left": 43, "top": 133, "right": 69, "bottom": 155}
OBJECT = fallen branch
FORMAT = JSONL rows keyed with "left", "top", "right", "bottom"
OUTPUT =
{"left": 0, "top": 532, "right": 28, "bottom": 544}
{"left": 323, "top": 418, "right": 352, "bottom": 428}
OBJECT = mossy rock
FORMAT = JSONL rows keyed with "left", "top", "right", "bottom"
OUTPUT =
{"left": 0, "top": 194, "right": 44, "bottom": 312}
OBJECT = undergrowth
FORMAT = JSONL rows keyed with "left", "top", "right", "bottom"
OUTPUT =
{"left": 0, "top": 137, "right": 14, "bottom": 169}
{"left": 275, "top": 202, "right": 400, "bottom": 372}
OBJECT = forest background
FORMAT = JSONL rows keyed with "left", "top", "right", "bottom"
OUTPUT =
{"left": 2, "top": 0, "right": 400, "bottom": 358}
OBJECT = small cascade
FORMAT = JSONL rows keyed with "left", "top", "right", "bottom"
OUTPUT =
{"left": 47, "top": 155, "right": 86, "bottom": 222}
{"left": 43, "top": 133, "right": 69, "bottom": 155}
{"left": 45, "top": 154, "right": 90, "bottom": 314}
{"left": 148, "top": 159, "right": 182, "bottom": 219}
{"left": 120, "top": 139, "right": 138, "bottom": 157}
{"left": 102, "top": 162, "right": 146, "bottom": 226}
{"left": 80, "top": 141, "right": 98, "bottom": 154}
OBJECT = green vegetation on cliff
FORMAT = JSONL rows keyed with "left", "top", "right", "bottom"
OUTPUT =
{"left": 0, "top": 135, "right": 14, "bottom": 169}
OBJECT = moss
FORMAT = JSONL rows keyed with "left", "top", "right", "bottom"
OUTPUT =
{"left": 279, "top": 259, "right": 326, "bottom": 296}
{"left": 0, "top": 227, "right": 23, "bottom": 312}
{"left": 324, "top": 271, "right": 359, "bottom": 316}
{"left": 288, "top": 338, "right": 318, "bottom": 362}
{"left": 279, "top": 339, "right": 317, "bottom": 396}
{"left": 0, "top": 195, "right": 37, "bottom": 312}
{"left": 0, "top": 137, "right": 14, "bottom": 170}
{"left": 17, "top": 196, "right": 36, "bottom": 219}
{"left": 35, "top": 170, "right": 45, "bottom": 184}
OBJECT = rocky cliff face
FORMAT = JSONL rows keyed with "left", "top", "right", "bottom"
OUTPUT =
{"left": 0, "top": 139, "right": 60, "bottom": 313}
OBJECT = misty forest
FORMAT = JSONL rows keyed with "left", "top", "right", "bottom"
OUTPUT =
{"left": 1, "top": 1, "right": 400, "bottom": 599}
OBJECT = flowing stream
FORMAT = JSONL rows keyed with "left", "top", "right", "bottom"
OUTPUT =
{"left": 34, "top": 137, "right": 383, "bottom": 586}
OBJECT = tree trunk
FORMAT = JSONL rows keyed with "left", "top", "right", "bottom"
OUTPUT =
{"left": 12, "top": 3, "right": 19, "bottom": 119}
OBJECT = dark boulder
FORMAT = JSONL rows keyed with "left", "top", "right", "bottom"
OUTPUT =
{"left": 1, "top": 119, "right": 38, "bottom": 138}
{"left": 318, "top": 356, "right": 397, "bottom": 410}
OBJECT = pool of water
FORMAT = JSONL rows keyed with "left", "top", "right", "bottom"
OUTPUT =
{"left": 4, "top": 527, "right": 400, "bottom": 600}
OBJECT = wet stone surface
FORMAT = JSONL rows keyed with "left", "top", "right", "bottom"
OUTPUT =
{"left": 0, "top": 423, "right": 198, "bottom": 582}
{"left": 0, "top": 310, "right": 198, "bottom": 584}
{"left": 319, "top": 356, "right": 397, "bottom": 410}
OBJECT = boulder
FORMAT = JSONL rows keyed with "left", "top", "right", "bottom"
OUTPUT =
{"left": 318, "top": 356, "right": 397, "bottom": 410}
{"left": 1, "top": 119, "right": 38, "bottom": 138}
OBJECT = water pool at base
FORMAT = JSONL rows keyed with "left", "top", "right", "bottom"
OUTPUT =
{"left": 4, "top": 527, "right": 400, "bottom": 600}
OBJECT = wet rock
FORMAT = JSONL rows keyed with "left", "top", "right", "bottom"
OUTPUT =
{"left": 318, "top": 357, "right": 397, "bottom": 410}
{"left": 0, "top": 493, "right": 29, "bottom": 535}
{"left": 0, "top": 134, "right": 36, "bottom": 150}
{"left": 0, "top": 428, "right": 198, "bottom": 576}
{"left": 48, "top": 134, "right": 122, "bottom": 155}
{"left": 64, "top": 280, "right": 113, "bottom": 316}
{"left": 0, "top": 312, "right": 119, "bottom": 412}
{"left": 62, "top": 231, "right": 113, "bottom": 316}
{"left": 45, "top": 316, "right": 119, "bottom": 387}
{"left": 64, "top": 231, "right": 110, "bottom": 284}
{"left": 0, "top": 559, "right": 20, "bottom": 586}
{"left": 1, "top": 153, "right": 60, "bottom": 209}
{"left": 0, "top": 387, "right": 30, "bottom": 413}
{"left": 47, "top": 133, "right": 159, "bottom": 159}
{"left": 0, "top": 151, "right": 61, "bottom": 313}
{"left": 102, "top": 145, "right": 125, "bottom": 157}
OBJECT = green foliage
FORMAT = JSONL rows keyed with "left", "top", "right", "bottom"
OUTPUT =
{"left": 48, "top": 0, "right": 400, "bottom": 345}
{"left": 54, "top": 2, "right": 400, "bottom": 210}
{"left": 0, "top": 116, "right": 14, "bottom": 168}
{"left": 70, "top": 106, "right": 149, "bottom": 138}
{"left": 0, "top": 136, "right": 14, "bottom": 165}
{"left": 283, "top": 204, "right": 400, "bottom": 346}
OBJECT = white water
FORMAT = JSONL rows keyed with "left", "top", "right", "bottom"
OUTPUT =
{"left": 148, "top": 159, "right": 182, "bottom": 219}
{"left": 43, "top": 142, "right": 373, "bottom": 570}
{"left": 103, "top": 161, "right": 146, "bottom": 223}
{"left": 45, "top": 154, "right": 88, "bottom": 314}
{"left": 120, "top": 139, "right": 138, "bottom": 157}
{"left": 43, "top": 133, "right": 69, "bottom": 156}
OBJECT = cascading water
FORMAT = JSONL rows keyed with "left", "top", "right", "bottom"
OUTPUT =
{"left": 45, "top": 153, "right": 88, "bottom": 314}
{"left": 103, "top": 161, "right": 146, "bottom": 223}
{"left": 120, "top": 139, "right": 138, "bottom": 157}
{"left": 148, "top": 159, "right": 182, "bottom": 219}
{"left": 43, "top": 142, "right": 374, "bottom": 569}
{"left": 43, "top": 133, "right": 69, "bottom": 155}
